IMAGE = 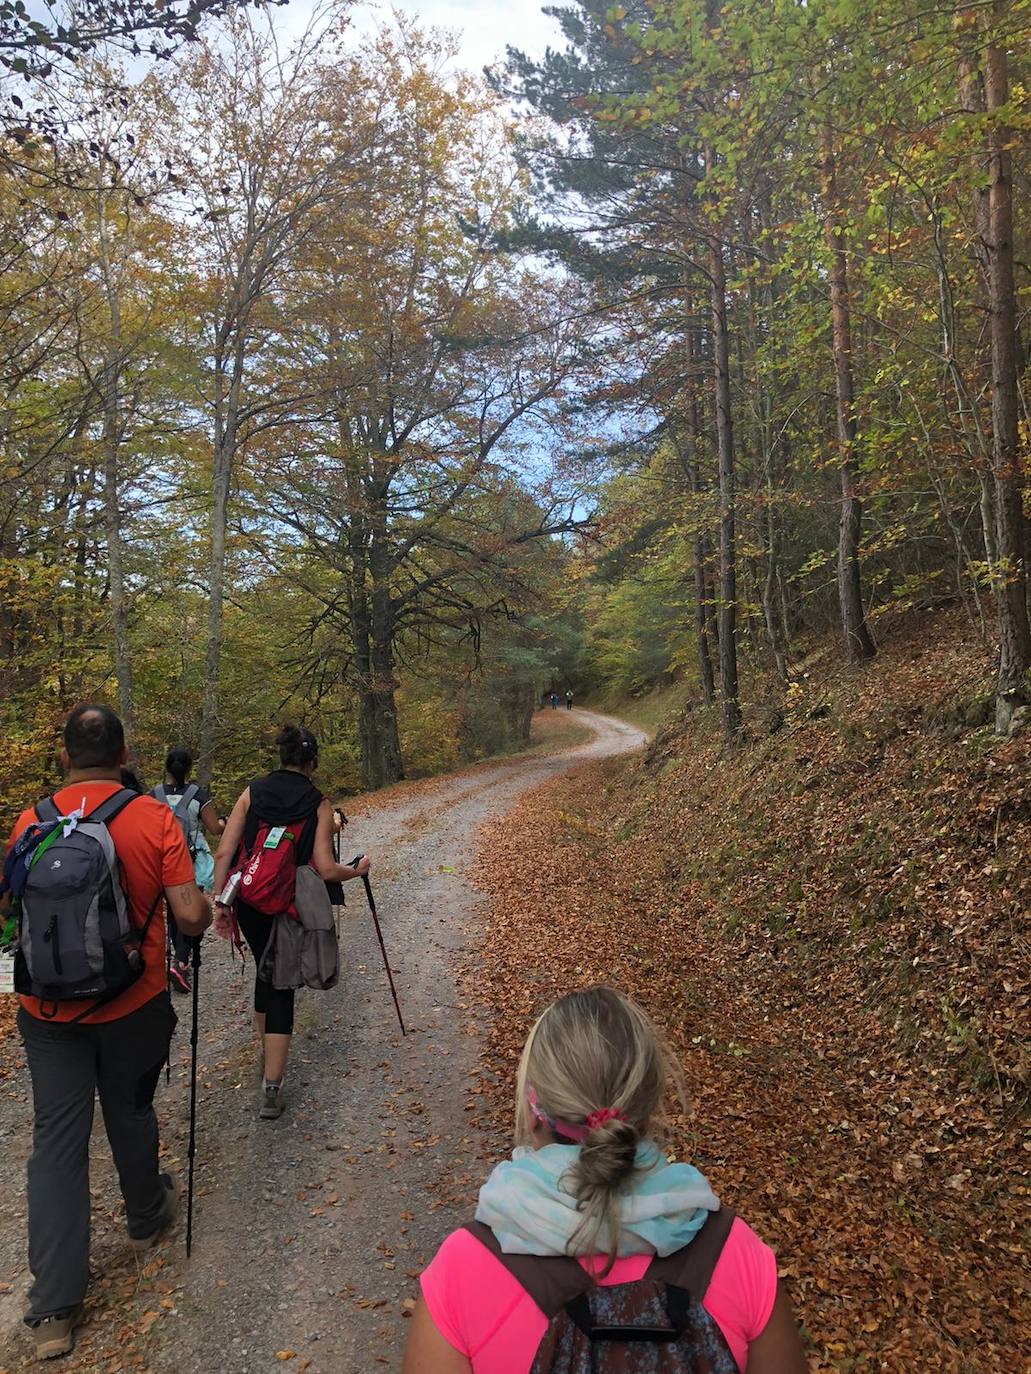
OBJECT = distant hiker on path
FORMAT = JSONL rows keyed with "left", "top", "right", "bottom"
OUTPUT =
{"left": 565, "top": 689, "right": 574, "bottom": 710}
{"left": 211, "top": 725, "right": 370, "bottom": 1120}
{"left": 403, "top": 987, "right": 807, "bottom": 1374}
{"left": 152, "top": 747, "right": 224, "bottom": 995}
{"left": 2, "top": 704, "right": 211, "bottom": 1362}
{"left": 550, "top": 691, "right": 559, "bottom": 709}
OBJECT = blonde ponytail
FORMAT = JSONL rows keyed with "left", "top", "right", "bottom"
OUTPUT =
{"left": 514, "top": 987, "right": 680, "bottom": 1267}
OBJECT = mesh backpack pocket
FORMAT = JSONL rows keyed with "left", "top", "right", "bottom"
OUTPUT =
{"left": 464, "top": 1208, "right": 738, "bottom": 1374}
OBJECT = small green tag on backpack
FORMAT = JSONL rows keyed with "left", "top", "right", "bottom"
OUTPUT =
{"left": 0, "top": 954, "right": 15, "bottom": 995}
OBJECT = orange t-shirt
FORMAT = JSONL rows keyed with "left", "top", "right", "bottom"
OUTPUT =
{"left": 9, "top": 781, "right": 196, "bottom": 1023}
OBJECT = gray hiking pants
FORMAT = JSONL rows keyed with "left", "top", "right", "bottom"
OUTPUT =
{"left": 18, "top": 993, "right": 177, "bottom": 1321}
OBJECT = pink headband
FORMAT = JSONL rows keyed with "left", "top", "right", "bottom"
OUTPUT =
{"left": 527, "top": 1086, "right": 629, "bottom": 1143}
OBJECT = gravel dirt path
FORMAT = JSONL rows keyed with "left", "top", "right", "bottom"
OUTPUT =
{"left": 0, "top": 710, "right": 645, "bottom": 1374}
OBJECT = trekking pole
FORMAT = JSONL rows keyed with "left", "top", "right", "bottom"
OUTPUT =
{"left": 333, "top": 826, "right": 342, "bottom": 936}
{"left": 185, "top": 933, "right": 202, "bottom": 1258}
{"left": 350, "top": 853, "right": 406, "bottom": 1037}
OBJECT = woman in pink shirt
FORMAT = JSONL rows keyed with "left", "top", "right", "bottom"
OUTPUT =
{"left": 403, "top": 988, "right": 807, "bottom": 1373}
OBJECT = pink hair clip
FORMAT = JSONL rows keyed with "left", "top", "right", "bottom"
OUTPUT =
{"left": 527, "top": 1087, "right": 628, "bottom": 1142}
{"left": 585, "top": 1106, "right": 629, "bottom": 1131}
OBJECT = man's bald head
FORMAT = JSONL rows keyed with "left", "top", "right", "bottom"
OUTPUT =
{"left": 64, "top": 703, "right": 126, "bottom": 769}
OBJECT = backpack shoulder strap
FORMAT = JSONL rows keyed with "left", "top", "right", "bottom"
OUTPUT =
{"left": 647, "top": 1207, "right": 736, "bottom": 1296}
{"left": 463, "top": 1221, "right": 595, "bottom": 1319}
{"left": 152, "top": 784, "right": 168, "bottom": 805}
{"left": 34, "top": 797, "right": 60, "bottom": 824}
{"left": 88, "top": 787, "right": 141, "bottom": 827}
{"left": 178, "top": 783, "right": 200, "bottom": 815}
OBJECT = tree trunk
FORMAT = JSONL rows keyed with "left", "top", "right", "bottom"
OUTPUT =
{"left": 96, "top": 192, "right": 135, "bottom": 733}
{"left": 762, "top": 495, "right": 788, "bottom": 686}
{"left": 363, "top": 472, "right": 404, "bottom": 787}
{"left": 755, "top": 262, "right": 789, "bottom": 686}
{"left": 518, "top": 682, "right": 534, "bottom": 743}
{"left": 957, "top": 36, "right": 999, "bottom": 570}
{"left": 102, "top": 379, "right": 134, "bottom": 735}
{"left": 693, "top": 511, "right": 717, "bottom": 706}
{"left": 351, "top": 595, "right": 377, "bottom": 788}
{"left": 984, "top": 24, "right": 1031, "bottom": 730}
{"left": 821, "top": 128, "right": 877, "bottom": 663}
{"left": 342, "top": 447, "right": 379, "bottom": 790}
{"left": 198, "top": 333, "right": 243, "bottom": 786}
{"left": 368, "top": 595, "right": 404, "bottom": 786}
{"left": 685, "top": 328, "right": 716, "bottom": 706}
{"left": 705, "top": 143, "right": 742, "bottom": 737}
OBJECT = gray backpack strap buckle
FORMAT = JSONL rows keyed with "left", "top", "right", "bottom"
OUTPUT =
{"left": 647, "top": 1206, "right": 736, "bottom": 1296}
{"left": 463, "top": 1221, "right": 595, "bottom": 1318}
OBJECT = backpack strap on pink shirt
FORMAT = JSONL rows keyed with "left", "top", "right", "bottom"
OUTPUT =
{"left": 463, "top": 1206, "right": 736, "bottom": 1319}
{"left": 463, "top": 1220, "right": 594, "bottom": 1318}
{"left": 647, "top": 1206, "right": 736, "bottom": 1295}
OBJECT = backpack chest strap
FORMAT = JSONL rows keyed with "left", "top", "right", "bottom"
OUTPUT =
{"left": 463, "top": 1221, "right": 595, "bottom": 1318}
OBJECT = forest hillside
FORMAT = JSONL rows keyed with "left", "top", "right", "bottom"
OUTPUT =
{"left": 474, "top": 608, "right": 1029, "bottom": 1370}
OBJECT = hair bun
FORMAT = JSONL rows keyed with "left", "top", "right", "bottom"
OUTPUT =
{"left": 276, "top": 724, "right": 319, "bottom": 768}
{"left": 576, "top": 1114, "right": 639, "bottom": 1196}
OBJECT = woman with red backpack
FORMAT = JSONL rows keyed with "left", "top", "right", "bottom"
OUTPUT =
{"left": 212, "top": 725, "right": 370, "bottom": 1119}
{"left": 403, "top": 988, "right": 807, "bottom": 1374}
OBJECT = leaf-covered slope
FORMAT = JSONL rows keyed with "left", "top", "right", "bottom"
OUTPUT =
{"left": 472, "top": 610, "right": 1028, "bottom": 1371}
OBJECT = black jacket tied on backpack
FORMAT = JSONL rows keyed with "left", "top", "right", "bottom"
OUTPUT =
{"left": 242, "top": 771, "right": 323, "bottom": 868}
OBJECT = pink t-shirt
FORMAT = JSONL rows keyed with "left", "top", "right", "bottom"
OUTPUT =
{"left": 421, "top": 1217, "right": 778, "bottom": 1372}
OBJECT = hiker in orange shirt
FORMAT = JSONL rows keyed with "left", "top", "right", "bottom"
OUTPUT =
{"left": 3, "top": 704, "right": 210, "bottom": 1362}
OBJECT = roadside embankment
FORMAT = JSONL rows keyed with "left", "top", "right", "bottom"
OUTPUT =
{"left": 471, "top": 613, "right": 1028, "bottom": 1373}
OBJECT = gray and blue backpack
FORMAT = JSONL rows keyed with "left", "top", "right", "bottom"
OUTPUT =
{"left": 8, "top": 789, "right": 161, "bottom": 1013}
{"left": 465, "top": 1208, "right": 738, "bottom": 1374}
{"left": 152, "top": 783, "right": 214, "bottom": 891}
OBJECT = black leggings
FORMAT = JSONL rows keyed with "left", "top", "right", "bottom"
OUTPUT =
{"left": 236, "top": 904, "right": 295, "bottom": 1037}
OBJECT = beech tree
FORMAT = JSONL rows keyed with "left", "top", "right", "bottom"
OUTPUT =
{"left": 256, "top": 27, "right": 595, "bottom": 786}
{"left": 160, "top": 5, "right": 370, "bottom": 781}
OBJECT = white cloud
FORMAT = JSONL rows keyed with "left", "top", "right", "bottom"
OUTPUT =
{"left": 278, "top": 0, "right": 565, "bottom": 77}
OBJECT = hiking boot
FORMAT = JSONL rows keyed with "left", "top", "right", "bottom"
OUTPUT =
{"left": 30, "top": 1305, "right": 83, "bottom": 1361}
{"left": 168, "top": 957, "right": 191, "bottom": 994}
{"left": 259, "top": 1079, "right": 285, "bottom": 1119}
{"left": 128, "top": 1173, "right": 180, "bottom": 1252}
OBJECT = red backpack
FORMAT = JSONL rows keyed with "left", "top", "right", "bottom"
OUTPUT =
{"left": 236, "top": 821, "right": 304, "bottom": 918}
